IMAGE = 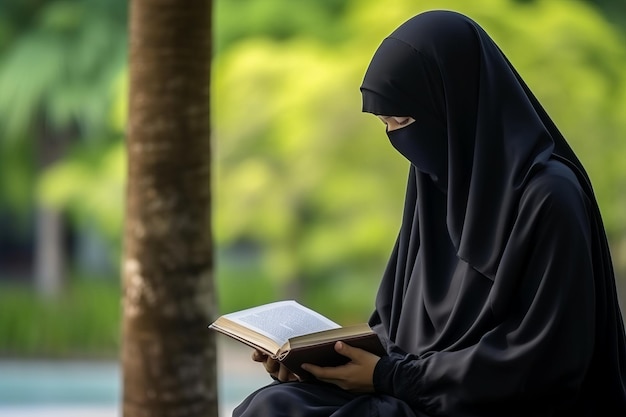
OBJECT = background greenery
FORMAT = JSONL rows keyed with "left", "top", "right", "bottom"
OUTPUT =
{"left": 1, "top": 0, "right": 626, "bottom": 357}
{"left": 0, "top": 276, "right": 120, "bottom": 357}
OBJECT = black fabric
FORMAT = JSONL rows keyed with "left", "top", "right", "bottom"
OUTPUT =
{"left": 233, "top": 10, "right": 626, "bottom": 417}
{"left": 233, "top": 380, "right": 419, "bottom": 417}
{"left": 362, "top": 9, "right": 626, "bottom": 417}
{"left": 361, "top": 11, "right": 558, "bottom": 280}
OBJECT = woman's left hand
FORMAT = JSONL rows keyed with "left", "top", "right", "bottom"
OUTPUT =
{"left": 301, "top": 341, "right": 380, "bottom": 392}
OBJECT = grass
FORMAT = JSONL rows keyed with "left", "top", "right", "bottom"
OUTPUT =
{"left": 0, "top": 277, "right": 121, "bottom": 358}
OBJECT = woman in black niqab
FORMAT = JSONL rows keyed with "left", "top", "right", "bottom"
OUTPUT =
{"left": 233, "top": 10, "right": 626, "bottom": 417}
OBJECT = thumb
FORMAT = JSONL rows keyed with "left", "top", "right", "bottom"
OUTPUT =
{"left": 335, "top": 341, "right": 359, "bottom": 360}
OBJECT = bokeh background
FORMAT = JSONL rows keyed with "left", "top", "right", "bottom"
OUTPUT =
{"left": 1, "top": 0, "right": 626, "bottom": 412}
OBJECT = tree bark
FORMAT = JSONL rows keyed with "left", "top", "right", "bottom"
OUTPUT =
{"left": 123, "top": 1, "right": 217, "bottom": 416}
{"left": 34, "top": 206, "right": 64, "bottom": 298}
{"left": 33, "top": 114, "right": 75, "bottom": 298}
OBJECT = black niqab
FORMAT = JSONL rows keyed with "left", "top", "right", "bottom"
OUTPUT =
{"left": 361, "top": 10, "right": 559, "bottom": 279}
{"left": 362, "top": 10, "right": 626, "bottom": 416}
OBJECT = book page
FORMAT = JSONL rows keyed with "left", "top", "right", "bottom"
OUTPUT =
{"left": 224, "top": 300, "right": 340, "bottom": 347}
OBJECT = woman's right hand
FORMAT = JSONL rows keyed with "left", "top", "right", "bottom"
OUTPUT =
{"left": 252, "top": 349, "right": 300, "bottom": 382}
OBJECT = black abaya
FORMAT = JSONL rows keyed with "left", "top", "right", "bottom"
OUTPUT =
{"left": 233, "top": 10, "right": 626, "bottom": 417}
{"left": 234, "top": 381, "right": 418, "bottom": 417}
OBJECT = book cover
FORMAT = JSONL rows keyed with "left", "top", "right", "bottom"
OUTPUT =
{"left": 209, "top": 300, "right": 386, "bottom": 378}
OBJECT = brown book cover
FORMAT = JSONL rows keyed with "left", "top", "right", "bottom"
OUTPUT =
{"left": 279, "top": 330, "right": 386, "bottom": 380}
{"left": 208, "top": 300, "right": 386, "bottom": 379}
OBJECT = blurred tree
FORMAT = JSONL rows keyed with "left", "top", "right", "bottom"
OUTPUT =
{"left": 512, "top": 0, "right": 626, "bottom": 25}
{"left": 213, "top": 0, "right": 626, "bottom": 316}
{"left": 0, "top": 0, "right": 127, "bottom": 295}
{"left": 122, "top": 0, "right": 217, "bottom": 416}
{"left": 213, "top": 0, "right": 349, "bottom": 53}
{"left": 572, "top": 0, "right": 625, "bottom": 26}
{"left": 212, "top": 38, "right": 407, "bottom": 317}
{"left": 17, "top": 0, "right": 626, "bottom": 320}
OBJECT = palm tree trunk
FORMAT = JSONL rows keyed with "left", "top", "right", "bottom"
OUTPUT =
{"left": 122, "top": 1, "right": 217, "bottom": 416}
{"left": 33, "top": 114, "right": 75, "bottom": 298}
{"left": 34, "top": 206, "right": 64, "bottom": 297}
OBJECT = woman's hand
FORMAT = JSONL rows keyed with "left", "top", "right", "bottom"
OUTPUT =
{"left": 301, "top": 341, "right": 380, "bottom": 392}
{"left": 252, "top": 349, "right": 300, "bottom": 382}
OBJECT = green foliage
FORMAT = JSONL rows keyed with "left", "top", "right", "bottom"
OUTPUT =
{"left": 216, "top": 250, "right": 282, "bottom": 312}
{"left": 3, "top": 0, "right": 626, "bottom": 323}
{"left": 0, "top": 0, "right": 127, "bottom": 138}
{"left": 37, "top": 140, "right": 126, "bottom": 257}
{"left": 211, "top": 0, "right": 626, "bottom": 314}
{"left": 0, "top": 137, "right": 35, "bottom": 213}
{"left": 0, "top": 0, "right": 127, "bottom": 224}
{"left": 588, "top": 0, "right": 626, "bottom": 26}
{"left": 214, "top": 0, "right": 349, "bottom": 53}
{"left": 0, "top": 277, "right": 121, "bottom": 357}
{"left": 42, "top": 0, "right": 626, "bottom": 317}
{"left": 212, "top": 36, "right": 408, "bottom": 313}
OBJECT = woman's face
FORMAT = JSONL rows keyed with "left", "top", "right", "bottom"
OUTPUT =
{"left": 377, "top": 115, "right": 416, "bottom": 131}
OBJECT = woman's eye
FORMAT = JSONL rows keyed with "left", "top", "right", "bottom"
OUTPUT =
{"left": 394, "top": 117, "right": 410, "bottom": 125}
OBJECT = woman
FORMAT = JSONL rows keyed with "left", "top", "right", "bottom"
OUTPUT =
{"left": 233, "top": 10, "right": 626, "bottom": 417}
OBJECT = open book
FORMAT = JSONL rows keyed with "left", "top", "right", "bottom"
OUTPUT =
{"left": 209, "top": 300, "right": 386, "bottom": 379}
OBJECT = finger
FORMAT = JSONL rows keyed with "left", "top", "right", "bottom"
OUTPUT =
{"left": 298, "top": 343, "right": 357, "bottom": 380}
{"left": 335, "top": 341, "right": 351, "bottom": 357}
{"left": 265, "top": 358, "right": 280, "bottom": 375}
{"left": 277, "top": 364, "right": 294, "bottom": 382}
{"left": 334, "top": 341, "right": 362, "bottom": 361}
{"left": 335, "top": 342, "right": 375, "bottom": 363}
{"left": 301, "top": 362, "right": 342, "bottom": 381}
{"left": 252, "top": 350, "right": 267, "bottom": 362}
